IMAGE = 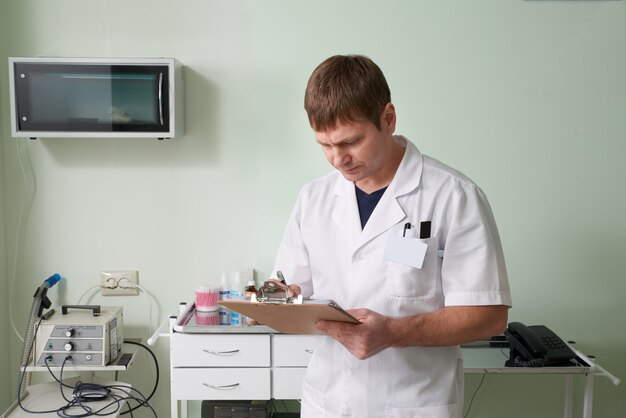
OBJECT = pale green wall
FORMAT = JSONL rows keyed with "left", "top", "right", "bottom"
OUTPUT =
{"left": 0, "top": 1, "right": 11, "bottom": 410}
{"left": 1, "top": 1, "right": 625, "bottom": 417}
{"left": 0, "top": 158, "right": 8, "bottom": 409}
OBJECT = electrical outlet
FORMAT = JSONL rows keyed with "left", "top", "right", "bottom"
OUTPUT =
{"left": 238, "top": 268, "right": 255, "bottom": 283}
{"left": 100, "top": 270, "right": 139, "bottom": 296}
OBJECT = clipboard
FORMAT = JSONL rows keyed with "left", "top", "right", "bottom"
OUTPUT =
{"left": 218, "top": 299, "right": 360, "bottom": 334}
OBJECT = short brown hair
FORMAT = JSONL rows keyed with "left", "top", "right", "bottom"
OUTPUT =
{"left": 304, "top": 55, "right": 391, "bottom": 131}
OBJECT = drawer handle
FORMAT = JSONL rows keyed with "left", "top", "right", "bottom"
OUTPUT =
{"left": 305, "top": 349, "right": 314, "bottom": 354}
{"left": 202, "top": 349, "right": 240, "bottom": 356}
{"left": 203, "top": 383, "right": 239, "bottom": 390}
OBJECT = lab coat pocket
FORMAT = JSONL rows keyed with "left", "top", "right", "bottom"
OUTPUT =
{"left": 385, "top": 236, "right": 439, "bottom": 299}
{"left": 385, "top": 402, "right": 458, "bottom": 418}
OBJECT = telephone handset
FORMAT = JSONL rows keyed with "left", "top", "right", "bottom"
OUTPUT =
{"left": 504, "top": 322, "right": 576, "bottom": 367}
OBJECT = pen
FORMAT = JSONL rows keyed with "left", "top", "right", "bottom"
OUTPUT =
{"left": 276, "top": 270, "right": 287, "bottom": 285}
{"left": 402, "top": 222, "right": 411, "bottom": 237}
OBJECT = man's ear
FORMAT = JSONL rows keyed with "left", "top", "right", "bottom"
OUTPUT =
{"left": 381, "top": 102, "right": 396, "bottom": 134}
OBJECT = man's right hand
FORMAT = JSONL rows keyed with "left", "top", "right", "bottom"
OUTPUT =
{"left": 266, "top": 279, "right": 301, "bottom": 298}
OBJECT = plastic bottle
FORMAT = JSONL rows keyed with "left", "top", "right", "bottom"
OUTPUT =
{"left": 230, "top": 272, "right": 245, "bottom": 326}
{"left": 218, "top": 271, "right": 231, "bottom": 326}
{"left": 244, "top": 280, "right": 259, "bottom": 325}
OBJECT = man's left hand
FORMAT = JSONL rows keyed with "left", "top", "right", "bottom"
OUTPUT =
{"left": 315, "top": 308, "right": 393, "bottom": 360}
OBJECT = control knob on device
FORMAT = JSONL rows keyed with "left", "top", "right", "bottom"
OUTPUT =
{"left": 64, "top": 342, "right": 75, "bottom": 352}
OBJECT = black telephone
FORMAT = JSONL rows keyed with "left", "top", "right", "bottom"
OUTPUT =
{"left": 504, "top": 322, "right": 577, "bottom": 367}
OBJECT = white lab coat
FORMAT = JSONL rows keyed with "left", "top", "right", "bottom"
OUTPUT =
{"left": 273, "top": 136, "right": 512, "bottom": 418}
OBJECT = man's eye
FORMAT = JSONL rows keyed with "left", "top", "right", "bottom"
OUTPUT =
{"left": 346, "top": 138, "right": 362, "bottom": 146}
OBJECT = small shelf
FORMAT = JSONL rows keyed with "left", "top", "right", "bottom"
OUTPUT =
{"left": 21, "top": 351, "right": 136, "bottom": 373}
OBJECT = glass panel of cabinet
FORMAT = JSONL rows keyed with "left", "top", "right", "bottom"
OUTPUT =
{"left": 9, "top": 57, "right": 183, "bottom": 139}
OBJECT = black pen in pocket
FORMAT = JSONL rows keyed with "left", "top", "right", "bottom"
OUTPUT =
{"left": 402, "top": 222, "right": 411, "bottom": 237}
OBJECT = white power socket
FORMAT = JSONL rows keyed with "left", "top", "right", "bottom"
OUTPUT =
{"left": 238, "top": 268, "right": 255, "bottom": 284}
{"left": 100, "top": 270, "right": 139, "bottom": 296}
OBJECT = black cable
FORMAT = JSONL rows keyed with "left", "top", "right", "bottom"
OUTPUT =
{"left": 60, "top": 381, "right": 117, "bottom": 418}
{"left": 506, "top": 349, "right": 547, "bottom": 368}
{"left": 58, "top": 360, "right": 156, "bottom": 418}
{"left": 59, "top": 356, "right": 76, "bottom": 403}
{"left": 126, "top": 401, "right": 134, "bottom": 418}
{"left": 110, "top": 384, "right": 157, "bottom": 417}
{"left": 462, "top": 348, "right": 527, "bottom": 417}
{"left": 57, "top": 357, "right": 105, "bottom": 418}
{"left": 55, "top": 381, "right": 155, "bottom": 418}
{"left": 57, "top": 399, "right": 95, "bottom": 418}
{"left": 119, "top": 339, "right": 159, "bottom": 414}
{"left": 45, "top": 356, "right": 75, "bottom": 390}
{"left": 53, "top": 341, "right": 158, "bottom": 417}
{"left": 463, "top": 373, "right": 486, "bottom": 418}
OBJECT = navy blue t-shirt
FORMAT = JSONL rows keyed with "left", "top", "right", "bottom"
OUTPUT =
{"left": 355, "top": 186, "right": 388, "bottom": 229}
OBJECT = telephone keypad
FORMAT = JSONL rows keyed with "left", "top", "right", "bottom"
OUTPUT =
{"left": 542, "top": 336, "right": 567, "bottom": 350}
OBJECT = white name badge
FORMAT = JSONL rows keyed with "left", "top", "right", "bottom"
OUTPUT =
{"left": 384, "top": 235, "right": 428, "bottom": 269}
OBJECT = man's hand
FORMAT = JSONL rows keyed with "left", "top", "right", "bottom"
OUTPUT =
{"left": 316, "top": 308, "right": 394, "bottom": 359}
{"left": 315, "top": 305, "right": 508, "bottom": 359}
{"left": 265, "top": 279, "right": 301, "bottom": 298}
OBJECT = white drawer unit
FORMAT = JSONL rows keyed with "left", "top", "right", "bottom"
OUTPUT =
{"left": 272, "top": 368, "right": 308, "bottom": 400}
{"left": 271, "top": 334, "right": 316, "bottom": 399}
{"left": 272, "top": 334, "right": 316, "bottom": 366}
{"left": 169, "top": 309, "right": 317, "bottom": 418}
{"left": 171, "top": 368, "right": 270, "bottom": 400}
{"left": 171, "top": 334, "right": 270, "bottom": 367}
{"left": 170, "top": 324, "right": 316, "bottom": 417}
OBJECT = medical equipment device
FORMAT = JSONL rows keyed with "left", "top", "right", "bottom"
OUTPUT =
{"left": 33, "top": 305, "right": 123, "bottom": 367}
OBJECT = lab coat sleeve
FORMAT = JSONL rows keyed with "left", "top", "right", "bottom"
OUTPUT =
{"left": 441, "top": 181, "right": 512, "bottom": 307}
{"left": 272, "top": 190, "right": 314, "bottom": 298}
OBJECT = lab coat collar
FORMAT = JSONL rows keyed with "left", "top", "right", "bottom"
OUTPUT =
{"left": 388, "top": 136, "right": 423, "bottom": 197}
{"left": 331, "top": 136, "right": 424, "bottom": 255}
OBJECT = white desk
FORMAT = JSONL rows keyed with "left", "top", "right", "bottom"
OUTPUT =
{"left": 169, "top": 308, "right": 619, "bottom": 418}
{"left": 463, "top": 345, "right": 610, "bottom": 418}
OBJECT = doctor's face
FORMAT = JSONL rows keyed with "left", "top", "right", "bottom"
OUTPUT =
{"left": 314, "top": 104, "right": 397, "bottom": 188}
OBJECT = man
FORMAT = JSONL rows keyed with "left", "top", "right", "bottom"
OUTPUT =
{"left": 272, "top": 55, "right": 512, "bottom": 418}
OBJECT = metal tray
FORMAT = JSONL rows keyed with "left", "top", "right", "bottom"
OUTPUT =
{"left": 173, "top": 303, "right": 275, "bottom": 334}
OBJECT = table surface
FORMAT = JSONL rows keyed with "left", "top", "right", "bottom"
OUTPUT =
{"left": 462, "top": 345, "right": 591, "bottom": 374}
{"left": 2, "top": 377, "right": 132, "bottom": 418}
{"left": 174, "top": 307, "right": 593, "bottom": 374}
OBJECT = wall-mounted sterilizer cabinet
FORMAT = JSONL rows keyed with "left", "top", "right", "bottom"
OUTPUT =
{"left": 8, "top": 57, "right": 183, "bottom": 139}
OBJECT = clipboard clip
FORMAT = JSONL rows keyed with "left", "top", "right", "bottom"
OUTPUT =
{"left": 252, "top": 280, "right": 303, "bottom": 305}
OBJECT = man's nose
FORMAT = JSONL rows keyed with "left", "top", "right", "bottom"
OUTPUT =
{"left": 331, "top": 147, "right": 349, "bottom": 167}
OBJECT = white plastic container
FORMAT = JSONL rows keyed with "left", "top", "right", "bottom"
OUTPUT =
{"left": 218, "top": 271, "right": 231, "bottom": 326}
{"left": 229, "top": 272, "right": 245, "bottom": 326}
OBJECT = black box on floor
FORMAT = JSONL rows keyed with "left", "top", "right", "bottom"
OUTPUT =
{"left": 201, "top": 400, "right": 269, "bottom": 418}
{"left": 270, "top": 413, "right": 300, "bottom": 418}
